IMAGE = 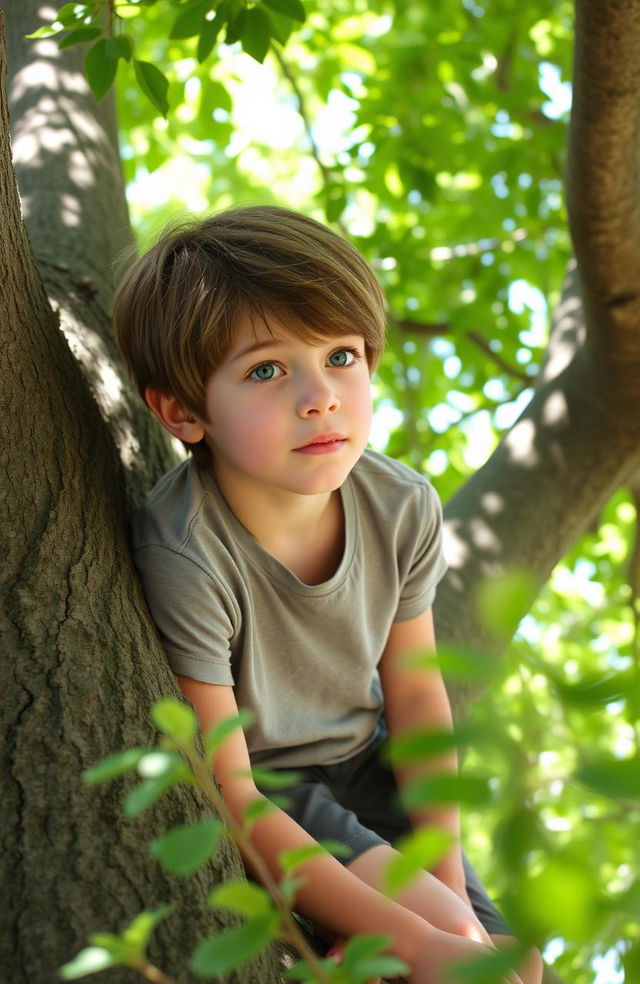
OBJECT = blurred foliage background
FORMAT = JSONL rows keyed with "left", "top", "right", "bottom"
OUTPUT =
{"left": 38, "top": 0, "right": 639, "bottom": 980}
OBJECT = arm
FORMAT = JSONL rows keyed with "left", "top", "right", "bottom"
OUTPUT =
{"left": 378, "top": 610, "right": 469, "bottom": 903}
{"left": 176, "top": 675, "right": 435, "bottom": 970}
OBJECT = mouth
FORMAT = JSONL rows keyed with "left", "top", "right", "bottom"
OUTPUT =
{"left": 294, "top": 433, "right": 347, "bottom": 453}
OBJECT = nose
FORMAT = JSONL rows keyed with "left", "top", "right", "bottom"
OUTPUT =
{"left": 295, "top": 370, "right": 341, "bottom": 417}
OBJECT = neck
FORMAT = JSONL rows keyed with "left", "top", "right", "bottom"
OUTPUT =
{"left": 209, "top": 464, "right": 344, "bottom": 584}
{"left": 211, "top": 463, "right": 332, "bottom": 543}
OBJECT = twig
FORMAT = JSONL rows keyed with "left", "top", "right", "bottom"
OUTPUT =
{"left": 465, "top": 329, "right": 533, "bottom": 383}
{"left": 271, "top": 44, "right": 349, "bottom": 238}
{"left": 135, "top": 962, "right": 179, "bottom": 984}
{"left": 185, "top": 747, "right": 334, "bottom": 984}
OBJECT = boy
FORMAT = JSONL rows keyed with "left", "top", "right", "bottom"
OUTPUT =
{"left": 115, "top": 206, "right": 542, "bottom": 984}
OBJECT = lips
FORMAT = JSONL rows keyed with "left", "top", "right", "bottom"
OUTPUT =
{"left": 297, "top": 432, "right": 346, "bottom": 449}
{"left": 294, "top": 433, "right": 347, "bottom": 454}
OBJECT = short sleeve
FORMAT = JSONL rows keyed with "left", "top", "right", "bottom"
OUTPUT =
{"left": 133, "top": 544, "right": 236, "bottom": 685}
{"left": 394, "top": 481, "right": 448, "bottom": 622}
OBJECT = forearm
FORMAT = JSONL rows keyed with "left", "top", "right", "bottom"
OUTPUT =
{"left": 385, "top": 688, "right": 465, "bottom": 890}
{"left": 226, "top": 786, "right": 432, "bottom": 967}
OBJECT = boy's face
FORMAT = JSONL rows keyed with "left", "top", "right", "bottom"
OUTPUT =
{"left": 197, "top": 315, "right": 373, "bottom": 498}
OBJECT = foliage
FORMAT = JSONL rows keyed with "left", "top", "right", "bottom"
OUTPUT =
{"left": 61, "top": 698, "right": 414, "bottom": 984}
{"left": 28, "top": 1, "right": 640, "bottom": 980}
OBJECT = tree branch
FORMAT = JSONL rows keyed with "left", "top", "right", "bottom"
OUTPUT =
{"left": 567, "top": 0, "right": 640, "bottom": 404}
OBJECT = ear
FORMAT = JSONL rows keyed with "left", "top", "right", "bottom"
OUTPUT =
{"left": 144, "top": 387, "right": 206, "bottom": 444}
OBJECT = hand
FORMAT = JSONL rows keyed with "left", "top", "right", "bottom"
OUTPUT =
{"left": 410, "top": 928, "right": 524, "bottom": 984}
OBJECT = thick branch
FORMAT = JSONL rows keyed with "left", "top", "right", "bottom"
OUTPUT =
{"left": 436, "top": 265, "right": 640, "bottom": 695}
{"left": 567, "top": 0, "right": 640, "bottom": 402}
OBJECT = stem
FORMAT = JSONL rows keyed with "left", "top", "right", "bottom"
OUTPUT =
{"left": 184, "top": 747, "right": 334, "bottom": 984}
{"left": 271, "top": 44, "right": 349, "bottom": 239}
{"left": 135, "top": 962, "right": 180, "bottom": 984}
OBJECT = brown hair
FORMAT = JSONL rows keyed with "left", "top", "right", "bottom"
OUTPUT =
{"left": 114, "top": 205, "right": 387, "bottom": 448}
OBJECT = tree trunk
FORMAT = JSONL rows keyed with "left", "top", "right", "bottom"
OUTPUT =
{"left": 0, "top": 10, "right": 283, "bottom": 983}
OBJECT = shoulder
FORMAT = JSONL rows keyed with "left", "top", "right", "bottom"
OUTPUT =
{"left": 350, "top": 448, "right": 441, "bottom": 516}
{"left": 131, "top": 457, "right": 209, "bottom": 554}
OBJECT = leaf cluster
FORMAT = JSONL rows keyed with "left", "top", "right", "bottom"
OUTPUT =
{"left": 28, "top": 0, "right": 307, "bottom": 115}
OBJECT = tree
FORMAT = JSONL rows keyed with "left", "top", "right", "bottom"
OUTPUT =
{"left": 2, "top": 1, "right": 639, "bottom": 982}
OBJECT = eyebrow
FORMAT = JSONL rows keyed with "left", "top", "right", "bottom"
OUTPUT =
{"left": 229, "top": 338, "right": 283, "bottom": 363}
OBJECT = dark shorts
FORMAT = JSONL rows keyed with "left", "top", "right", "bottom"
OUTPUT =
{"left": 270, "top": 726, "right": 511, "bottom": 937}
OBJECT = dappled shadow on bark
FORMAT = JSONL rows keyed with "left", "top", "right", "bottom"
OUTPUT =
{"left": 6, "top": 3, "right": 176, "bottom": 508}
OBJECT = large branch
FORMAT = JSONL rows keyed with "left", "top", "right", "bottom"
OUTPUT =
{"left": 435, "top": 0, "right": 640, "bottom": 675}
{"left": 567, "top": 0, "right": 640, "bottom": 404}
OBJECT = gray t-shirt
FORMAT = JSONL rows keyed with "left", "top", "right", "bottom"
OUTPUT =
{"left": 132, "top": 449, "right": 447, "bottom": 769}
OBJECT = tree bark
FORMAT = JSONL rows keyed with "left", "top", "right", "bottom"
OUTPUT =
{"left": 0, "top": 9, "right": 283, "bottom": 983}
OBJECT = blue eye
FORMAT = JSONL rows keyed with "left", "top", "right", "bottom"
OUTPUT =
{"left": 249, "top": 362, "right": 282, "bottom": 381}
{"left": 328, "top": 349, "right": 356, "bottom": 367}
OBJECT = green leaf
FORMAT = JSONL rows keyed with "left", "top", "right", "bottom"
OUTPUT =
{"left": 250, "top": 766, "right": 301, "bottom": 790}
{"left": 83, "top": 747, "right": 152, "bottom": 785}
{"left": 87, "top": 933, "right": 123, "bottom": 951}
{"left": 133, "top": 60, "right": 170, "bottom": 118}
{"left": 575, "top": 755, "right": 640, "bottom": 801}
{"left": 238, "top": 8, "right": 271, "bottom": 63}
{"left": 402, "top": 774, "right": 493, "bottom": 809}
{"left": 209, "top": 880, "right": 274, "bottom": 916}
{"left": 408, "top": 644, "right": 496, "bottom": 682}
{"left": 264, "top": 11, "right": 296, "bottom": 44}
{"left": 121, "top": 906, "right": 172, "bottom": 951}
{"left": 384, "top": 827, "right": 455, "bottom": 895}
{"left": 516, "top": 855, "right": 600, "bottom": 941}
{"left": 197, "top": 11, "right": 226, "bottom": 62}
{"left": 340, "top": 935, "right": 409, "bottom": 982}
{"left": 170, "top": 1, "right": 211, "bottom": 41}
{"left": 57, "top": 3, "right": 90, "bottom": 27}
{"left": 277, "top": 844, "right": 327, "bottom": 875}
{"left": 104, "top": 36, "right": 133, "bottom": 62}
{"left": 26, "top": 24, "right": 65, "bottom": 39}
{"left": 150, "top": 819, "right": 224, "bottom": 875}
{"left": 475, "top": 568, "right": 537, "bottom": 639}
{"left": 124, "top": 777, "right": 174, "bottom": 818}
{"left": 242, "top": 797, "right": 276, "bottom": 829}
{"left": 191, "top": 914, "right": 279, "bottom": 977}
{"left": 59, "top": 947, "right": 119, "bottom": 979}
{"left": 552, "top": 669, "right": 633, "bottom": 707}
{"left": 450, "top": 942, "right": 528, "bottom": 983}
{"left": 84, "top": 40, "right": 118, "bottom": 102}
{"left": 58, "top": 26, "right": 102, "bottom": 49}
{"left": 278, "top": 840, "right": 350, "bottom": 875}
{"left": 387, "top": 726, "right": 474, "bottom": 766}
{"left": 261, "top": 0, "right": 306, "bottom": 23}
{"left": 204, "top": 708, "right": 254, "bottom": 756}
{"left": 151, "top": 697, "right": 196, "bottom": 742}
{"left": 277, "top": 875, "right": 305, "bottom": 905}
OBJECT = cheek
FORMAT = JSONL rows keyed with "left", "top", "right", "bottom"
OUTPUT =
{"left": 351, "top": 380, "right": 373, "bottom": 429}
{"left": 221, "top": 404, "right": 284, "bottom": 462}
